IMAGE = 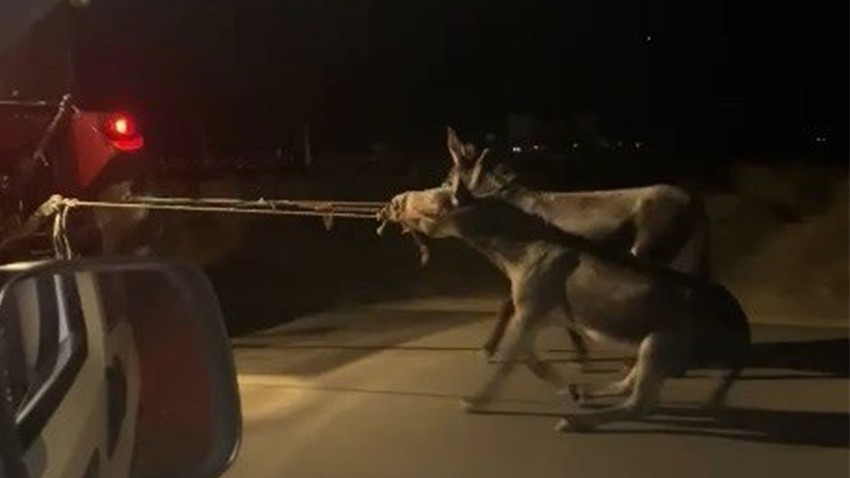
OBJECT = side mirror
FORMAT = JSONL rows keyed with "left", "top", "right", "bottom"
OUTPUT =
{"left": 0, "top": 257, "right": 240, "bottom": 478}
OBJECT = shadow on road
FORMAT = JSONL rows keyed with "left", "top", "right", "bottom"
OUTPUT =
{"left": 605, "top": 337, "right": 849, "bottom": 448}
{"left": 476, "top": 336, "right": 850, "bottom": 449}
{"left": 682, "top": 337, "right": 850, "bottom": 380}
{"left": 473, "top": 404, "right": 849, "bottom": 449}
{"left": 747, "top": 337, "right": 849, "bottom": 377}
{"left": 634, "top": 406, "right": 850, "bottom": 449}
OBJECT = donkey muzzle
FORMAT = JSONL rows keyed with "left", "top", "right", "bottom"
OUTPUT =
{"left": 375, "top": 193, "right": 409, "bottom": 236}
{"left": 383, "top": 193, "right": 409, "bottom": 223}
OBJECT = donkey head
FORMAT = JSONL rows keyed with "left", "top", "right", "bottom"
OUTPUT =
{"left": 382, "top": 172, "right": 473, "bottom": 238}
{"left": 381, "top": 127, "right": 519, "bottom": 238}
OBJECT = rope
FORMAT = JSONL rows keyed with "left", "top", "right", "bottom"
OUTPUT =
{"left": 3, "top": 193, "right": 437, "bottom": 272}
{"left": 52, "top": 201, "right": 73, "bottom": 259}
{"left": 59, "top": 197, "right": 383, "bottom": 219}
{"left": 46, "top": 195, "right": 389, "bottom": 258}
{"left": 130, "top": 196, "right": 386, "bottom": 207}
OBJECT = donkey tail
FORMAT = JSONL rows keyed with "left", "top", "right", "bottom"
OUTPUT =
{"left": 708, "top": 287, "right": 752, "bottom": 407}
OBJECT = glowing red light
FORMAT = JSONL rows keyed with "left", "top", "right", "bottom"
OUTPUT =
{"left": 113, "top": 118, "right": 129, "bottom": 135}
{"left": 102, "top": 113, "right": 143, "bottom": 151}
{"left": 105, "top": 114, "right": 136, "bottom": 138}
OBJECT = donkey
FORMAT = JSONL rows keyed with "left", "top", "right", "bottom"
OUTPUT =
{"left": 380, "top": 173, "right": 750, "bottom": 431}
{"left": 440, "top": 128, "right": 711, "bottom": 364}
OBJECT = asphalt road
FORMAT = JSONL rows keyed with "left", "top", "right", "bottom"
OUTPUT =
{"left": 223, "top": 295, "right": 849, "bottom": 478}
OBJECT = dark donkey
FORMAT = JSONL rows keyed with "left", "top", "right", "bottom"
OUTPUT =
{"left": 440, "top": 128, "right": 711, "bottom": 364}
{"left": 381, "top": 171, "right": 750, "bottom": 431}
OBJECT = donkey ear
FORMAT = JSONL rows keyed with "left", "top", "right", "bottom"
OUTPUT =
{"left": 469, "top": 148, "right": 491, "bottom": 188}
{"left": 447, "top": 126, "right": 469, "bottom": 168}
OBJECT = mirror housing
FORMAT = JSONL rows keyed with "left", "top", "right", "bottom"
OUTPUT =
{"left": 0, "top": 257, "right": 240, "bottom": 478}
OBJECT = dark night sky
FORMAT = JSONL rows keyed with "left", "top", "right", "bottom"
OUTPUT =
{"left": 58, "top": 0, "right": 849, "bottom": 155}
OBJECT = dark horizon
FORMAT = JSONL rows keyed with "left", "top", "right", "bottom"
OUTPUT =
{"left": 4, "top": 0, "right": 848, "bottom": 159}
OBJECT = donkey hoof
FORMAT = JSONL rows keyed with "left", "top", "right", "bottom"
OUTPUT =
{"left": 554, "top": 418, "right": 570, "bottom": 432}
{"left": 459, "top": 396, "right": 488, "bottom": 413}
{"left": 479, "top": 348, "right": 496, "bottom": 363}
{"left": 554, "top": 416, "right": 595, "bottom": 433}
{"left": 557, "top": 384, "right": 581, "bottom": 402}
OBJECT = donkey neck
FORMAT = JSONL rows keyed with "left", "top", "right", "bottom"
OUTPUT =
{"left": 463, "top": 235, "right": 566, "bottom": 280}
{"left": 500, "top": 184, "right": 548, "bottom": 218}
{"left": 451, "top": 200, "right": 572, "bottom": 279}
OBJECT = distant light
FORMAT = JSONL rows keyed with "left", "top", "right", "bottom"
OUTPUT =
{"left": 815, "top": 136, "right": 827, "bottom": 143}
{"left": 512, "top": 146, "right": 522, "bottom": 153}
{"left": 645, "top": 35, "right": 652, "bottom": 42}
{"left": 635, "top": 141, "right": 643, "bottom": 149}
{"left": 572, "top": 142, "right": 579, "bottom": 149}
{"left": 532, "top": 144, "right": 541, "bottom": 150}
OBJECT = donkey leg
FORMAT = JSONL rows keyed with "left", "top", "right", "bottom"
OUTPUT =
{"left": 574, "top": 364, "right": 638, "bottom": 404}
{"left": 481, "top": 297, "right": 514, "bottom": 361}
{"left": 462, "top": 308, "right": 537, "bottom": 412}
{"left": 705, "top": 366, "right": 742, "bottom": 409}
{"left": 623, "top": 236, "right": 659, "bottom": 374}
{"left": 705, "top": 337, "right": 749, "bottom": 408}
{"left": 524, "top": 347, "right": 575, "bottom": 400}
{"left": 567, "top": 328, "right": 588, "bottom": 362}
{"left": 559, "top": 299, "right": 589, "bottom": 369}
{"left": 556, "top": 333, "right": 668, "bottom": 431}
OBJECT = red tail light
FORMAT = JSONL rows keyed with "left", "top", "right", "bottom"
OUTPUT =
{"left": 102, "top": 113, "right": 144, "bottom": 151}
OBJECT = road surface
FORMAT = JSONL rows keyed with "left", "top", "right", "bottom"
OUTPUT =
{"left": 223, "top": 295, "right": 849, "bottom": 478}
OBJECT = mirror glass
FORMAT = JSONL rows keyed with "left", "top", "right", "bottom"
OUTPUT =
{"left": 0, "top": 262, "right": 238, "bottom": 478}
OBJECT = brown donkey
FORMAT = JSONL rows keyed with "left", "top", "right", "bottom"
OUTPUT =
{"left": 381, "top": 170, "right": 749, "bottom": 431}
